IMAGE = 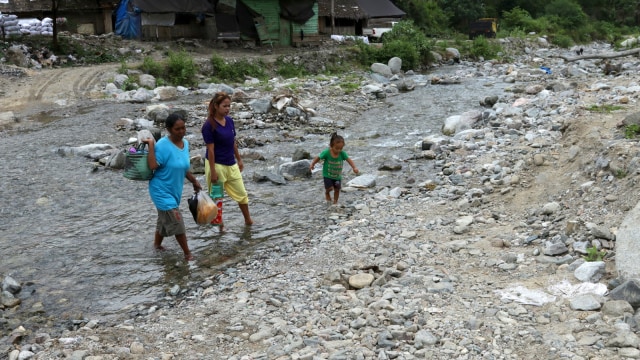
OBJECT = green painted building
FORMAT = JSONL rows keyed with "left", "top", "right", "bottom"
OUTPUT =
{"left": 241, "top": 0, "right": 319, "bottom": 46}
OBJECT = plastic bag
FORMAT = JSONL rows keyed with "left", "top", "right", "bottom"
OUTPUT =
{"left": 196, "top": 191, "right": 218, "bottom": 225}
{"left": 209, "top": 183, "right": 223, "bottom": 226}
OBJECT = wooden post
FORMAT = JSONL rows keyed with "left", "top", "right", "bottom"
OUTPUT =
{"left": 330, "top": 0, "right": 335, "bottom": 34}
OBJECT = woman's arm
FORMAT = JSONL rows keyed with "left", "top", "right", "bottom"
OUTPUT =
{"left": 234, "top": 141, "right": 244, "bottom": 172}
{"left": 142, "top": 138, "right": 159, "bottom": 170}
{"left": 206, "top": 143, "right": 218, "bottom": 183}
{"left": 186, "top": 171, "right": 202, "bottom": 192}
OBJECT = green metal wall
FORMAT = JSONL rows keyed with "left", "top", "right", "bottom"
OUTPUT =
{"left": 243, "top": 0, "right": 318, "bottom": 46}
{"left": 291, "top": 3, "right": 319, "bottom": 41}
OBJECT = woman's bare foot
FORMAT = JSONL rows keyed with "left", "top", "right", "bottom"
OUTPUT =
{"left": 154, "top": 245, "right": 167, "bottom": 251}
{"left": 184, "top": 253, "right": 194, "bottom": 261}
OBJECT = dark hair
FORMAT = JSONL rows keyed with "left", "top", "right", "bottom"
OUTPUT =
{"left": 208, "top": 92, "right": 231, "bottom": 121}
{"left": 329, "top": 132, "right": 344, "bottom": 146}
{"left": 165, "top": 113, "right": 184, "bottom": 129}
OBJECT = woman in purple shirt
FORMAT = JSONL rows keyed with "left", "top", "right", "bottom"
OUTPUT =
{"left": 201, "top": 92, "right": 253, "bottom": 229}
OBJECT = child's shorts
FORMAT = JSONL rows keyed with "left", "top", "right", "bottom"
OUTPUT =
{"left": 156, "top": 208, "right": 186, "bottom": 237}
{"left": 323, "top": 177, "right": 341, "bottom": 190}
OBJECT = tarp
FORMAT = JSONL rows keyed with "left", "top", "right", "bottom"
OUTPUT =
{"left": 114, "top": 0, "right": 141, "bottom": 40}
{"left": 355, "top": 0, "right": 405, "bottom": 18}
{"left": 279, "top": 0, "right": 315, "bottom": 24}
{"left": 131, "top": 0, "right": 213, "bottom": 13}
{"left": 237, "top": 0, "right": 258, "bottom": 38}
{"left": 141, "top": 13, "right": 175, "bottom": 26}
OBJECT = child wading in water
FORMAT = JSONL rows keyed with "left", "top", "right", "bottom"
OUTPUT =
{"left": 310, "top": 132, "right": 359, "bottom": 204}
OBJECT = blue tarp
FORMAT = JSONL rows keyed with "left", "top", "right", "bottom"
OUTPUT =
{"left": 114, "top": 0, "right": 141, "bottom": 40}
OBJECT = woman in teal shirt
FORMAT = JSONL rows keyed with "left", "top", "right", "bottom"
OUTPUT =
{"left": 142, "top": 113, "right": 201, "bottom": 261}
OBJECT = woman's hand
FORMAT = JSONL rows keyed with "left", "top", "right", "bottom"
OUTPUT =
{"left": 210, "top": 171, "right": 218, "bottom": 184}
{"left": 141, "top": 137, "right": 155, "bottom": 145}
{"left": 193, "top": 181, "right": 202, "bottom": 192}
{"left": 237, "top": 158, "right": 244, "bottom": 172}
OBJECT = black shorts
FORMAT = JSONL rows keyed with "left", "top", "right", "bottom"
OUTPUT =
{"left": 323, "top": 177, "right": 341, "bottom": 190}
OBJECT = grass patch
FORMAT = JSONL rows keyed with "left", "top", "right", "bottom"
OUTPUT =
{"left": 210, "top": 54, "right": 267, "bottom": 83}
{"left": 166, "top": 50, "right": 197, "bottom": 87}
{"left": 275, "top": 59, "right": 308, "bottom": 79}
{"left": 584, "top": 246, "right": 605, "bottom": 262}
{"left": 117, "top": 60, "right": 129, "bottom": 75}
{"left": 587, "top": 104, "right": 624, "bottom": 112}
{"left": 340, "top": 82, "right": 360, "bottom": 94}
{"left": 624, "top": 124, "right": 640, "bottom": 139}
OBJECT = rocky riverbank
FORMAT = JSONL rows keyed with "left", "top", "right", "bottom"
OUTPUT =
{"left": 5, "top": 37, "right": 640, "bottom": 359}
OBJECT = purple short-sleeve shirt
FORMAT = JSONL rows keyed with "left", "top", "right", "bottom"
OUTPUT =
{"left": 201, "top": 116, "right": 237, "bottom": 166}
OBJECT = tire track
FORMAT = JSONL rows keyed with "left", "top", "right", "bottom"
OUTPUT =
{"left": 29, "top": 69, "right": 65, "bottom": 101}
{"left": 73, "top": 68, "right": 101, "bottom": 98}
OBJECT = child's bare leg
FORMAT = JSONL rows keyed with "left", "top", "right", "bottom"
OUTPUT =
{"left": 325, "top": 188, "right": 333, "bottom": 202}
{"left": 333, "top": 188, "right": 340, "bottom": 204}
{"left": 154, "top": 231, "right": 166, "bottom": 250}
{"left": 175, "top": 233, "right": 193, "bottom": 261}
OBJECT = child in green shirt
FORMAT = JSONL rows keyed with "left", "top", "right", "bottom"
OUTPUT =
{"left": 310, "top": 132, "right": 359, "bottom": 204}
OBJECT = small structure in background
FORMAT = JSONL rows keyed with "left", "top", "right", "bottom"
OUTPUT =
{"left": 469, "top": 18, "right": 497, "bottom": 39}
{"left": 317, "top": 0, "right": 405, "bottom": 38}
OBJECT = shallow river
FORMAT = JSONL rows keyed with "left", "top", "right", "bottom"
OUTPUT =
{"left": 0, "top": 67, "right": 506, "bottom": 325}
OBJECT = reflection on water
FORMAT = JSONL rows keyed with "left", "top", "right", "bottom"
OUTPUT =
{"left": 0, "top": 69, "right": 507, "bottom": 324}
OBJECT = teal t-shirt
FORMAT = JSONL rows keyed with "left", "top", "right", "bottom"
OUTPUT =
{"left": 148, "top": 137, "right": 190, "bottom": 211}
{"left": 319, "top": 148, "right": 349, "bottom": 180}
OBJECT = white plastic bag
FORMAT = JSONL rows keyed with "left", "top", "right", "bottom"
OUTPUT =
{"left": 196, "top": 191, "right": 218, "bottom": 225}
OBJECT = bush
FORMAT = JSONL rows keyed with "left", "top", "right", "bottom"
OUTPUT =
{"left": 166, "top": 50, "right": 197, "bottom": 86}
{"left": 141, "top": 56, "right": 164, "bottom": 78}
{"left": 382, "top": 20, "right": 433, "bottom": 65}
{"left": 469, "top": 36, "right": 501, "bottom": 60}
{"left": 210, "top": 54, "right": 267, "bottom": 82}
{"left": 378, "top": 40, "right": 419, "bottom": 70}
{"left": 275, "top": 58, "right": 308, "bottom": 78}
{"left": 117, "top": 60, "right": 128, "bottom": 75}
{"left": 550, "top": 33, "right": 573, "bottom": 48}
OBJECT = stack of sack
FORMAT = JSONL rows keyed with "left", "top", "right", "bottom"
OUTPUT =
{"left": 1, "top": 14, "right": 21, "bottom": 37}
{"left": 19, "top": 17, "right": 53, "bottom": 36}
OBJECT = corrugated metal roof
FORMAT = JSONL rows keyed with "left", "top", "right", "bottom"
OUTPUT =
{"left": 318, "top": 0, "right": 405, "bottom": 20}
{"left": 0, "top": 0, "right": 116, "bottom": 13}
{"left": 317, "top": 0, "right": 368, "bottom": 20}
{"left": 355, "top": 0, "right": 405, "bottom": 18}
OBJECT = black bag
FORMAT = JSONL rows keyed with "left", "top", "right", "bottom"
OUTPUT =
{"left": 187, "top": 192, "right": 198, "bottom": 222}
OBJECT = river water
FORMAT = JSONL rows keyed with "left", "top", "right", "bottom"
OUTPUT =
{"left": 0, "top": 66, "right": 507, "bottom": 326}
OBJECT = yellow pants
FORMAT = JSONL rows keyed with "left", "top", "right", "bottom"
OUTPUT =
{"left": 204, "top": 161, "right": 249, "bottom": 205}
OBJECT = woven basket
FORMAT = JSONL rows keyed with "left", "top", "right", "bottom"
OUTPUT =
{"left": 123, "top": 145, "right": 153, "bottom": 181}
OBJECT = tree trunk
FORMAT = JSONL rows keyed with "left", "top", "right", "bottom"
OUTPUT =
{"left": 52, "top": 0, "right": 59, "bottom": 51}
{"left": 558, "top": 48, "right": 640, "bottom": 62}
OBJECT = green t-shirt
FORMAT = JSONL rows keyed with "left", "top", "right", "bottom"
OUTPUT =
{"left": 319, "top": 148, "right": 349, "bottom": 180}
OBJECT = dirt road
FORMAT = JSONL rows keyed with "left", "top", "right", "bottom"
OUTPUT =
{"left": 0, "top": 63, "right": 119, "bottom": 117}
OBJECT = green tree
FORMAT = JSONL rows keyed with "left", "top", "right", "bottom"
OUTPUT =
{"left": 438, "top": 0, "right": 485, "bottom": 31}
{"left": 544, "top": 0, "right": 588, "bottom": 28}
{"left": 497, "top": 0, "right": 548, "bottom": 18}
{"left": 394, "top": 0, "right": 449, "bottom": 35}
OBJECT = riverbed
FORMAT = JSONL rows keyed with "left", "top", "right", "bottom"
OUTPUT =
{"left": 0, "top": 65, "right": 506, "bottom": 327}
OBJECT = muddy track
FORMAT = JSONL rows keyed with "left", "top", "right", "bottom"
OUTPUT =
{"left": 0, "top": 64, "right": 119, "bottom": 116}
